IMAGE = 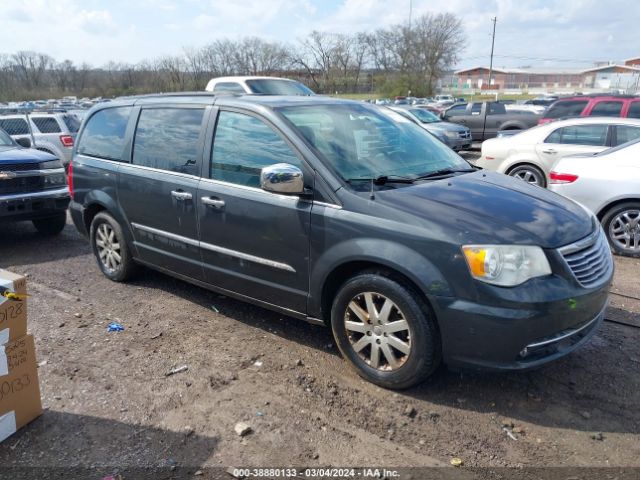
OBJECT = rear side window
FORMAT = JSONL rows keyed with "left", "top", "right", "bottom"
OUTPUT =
{"left": 545, "top": 124, "right": 608, "bottom": 146}
{"left": 471, "top": 103, "right": 482, "bottom": 115}
{"left": 615, "top": 125, "right": 640, "bottom": 146}
{"left": 545, "top": 100, "right": 588, "bottom": 119}
{"left": 32, "top": 117, "right": 61, "bottom": 134}
{"left": 132, "top": 108, "right": 204, "bottom": 175}
{"left": 628, "top": 102, "right": 640, "bottom": 119}
{"left": 211, "top": 111, "right": 300, "bottom": 187}
{"left": 588, "top": 101, "right": 623, "bottom": 117}
{"left": 62, "top": 114, "right": 81, "bottom": 133}
{"left": 77, "top": 107, "right": 132, "bottom": 161}
{"left": 213, "top": 82, "right": 246, "bottom": 94}
{"left": 0, "top": 118, "right": 29, "bottom": 135}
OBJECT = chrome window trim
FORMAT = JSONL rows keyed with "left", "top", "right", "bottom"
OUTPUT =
{"left": 131, "top": 222, "right": 296, "bottom": 273}
{"left": 121, "top": 162, "right": 200, "bottom": 180}
{"left": 198, "top": 177, "right": 301, "bottom": 201}
{"left": 0, "top": 186, "right": 69, "bottom": 201}
{"left": 313, "top": 201, "right": 342, "bottom": 210}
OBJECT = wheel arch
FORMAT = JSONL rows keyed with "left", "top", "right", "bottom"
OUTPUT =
{"left": 596, "top": 197, "right": 640, "bottom": 220}
{"left": 82, "top": 191, "right": 136, "bottom": 251}
{"left": 310, "top": 240, "right": 453, "bottom": 324}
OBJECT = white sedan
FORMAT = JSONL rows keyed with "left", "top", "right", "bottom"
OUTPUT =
{"left": 549, "top": 138, "right": 640, "bottom": 257}
{"left": 475, "top": 117, "right": 640, "bottom": 187}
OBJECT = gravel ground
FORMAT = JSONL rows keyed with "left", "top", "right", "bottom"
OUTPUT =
{"left": 0, "top": 214, "right": 639, "bottom": 478}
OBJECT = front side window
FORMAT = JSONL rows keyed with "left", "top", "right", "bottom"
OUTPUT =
{"left": 589, "top": 101, "right": 623, "bottom": 117}
{"left": 245, "top": 79, "right": 314, "bottom": 95}
{"left": 545, "top": 124, "right": 608, "bottom": 146}
{"left": 211, "top": 111, "right": 301, "bottom": 187}
{"left": 132, "top": 108, "right": 204, "bottom": 175}
{"left": 545, "top": 100, "right": 588, "bottom": 119}
{"left": 0, "top": 128, "right": 14, "bottom": 146}
{"left": 0, "top": 118, "right": 29, "bottom": 135}
{"left": 615, "top": 125, "right": 640, "bottom": 146}
{"left": 32, "top": 117, "right": 61, "bottom": 134}
{"left": 213, "top": 82, "right": 246, "bottom": 94}
{"left": 77, "top": 107, "right": 132, "bottom": 161}
{"left": 627, "top": 101, "right": 640, "bottom": 119}
{"left": 471, "top": 103, "right": 482, "bottom": 115}
{"left": 277, "top": 103, "right": 469, "bottom": 187}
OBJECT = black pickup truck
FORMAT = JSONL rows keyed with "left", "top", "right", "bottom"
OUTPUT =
{"left": 0, "top": 128, "right": 70, "bottom": 235}
{"left": 442, "top": 101, "right": 541, "bottom": 141}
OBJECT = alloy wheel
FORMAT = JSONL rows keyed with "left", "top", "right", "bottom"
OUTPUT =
{"left": 95, "top": 223, "right": 122, "bottom": 273}
{"left": 510, "top": 167, "right": 543, "bottom": 186}
{"left": 609, "top": 209, "right": 640, "bottom": 252}
{"left": 344, "top": 292, "right": 411, "bottom": 371}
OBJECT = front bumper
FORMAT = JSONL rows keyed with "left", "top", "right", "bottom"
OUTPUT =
{"left": 433, "top": 274, "right": 611, "bottom": 371}
{"left": 446, "top": 135, "right": 473, "bottom": 151}
{"left": 0, "top": 187, "right": 70, "bottom": 222}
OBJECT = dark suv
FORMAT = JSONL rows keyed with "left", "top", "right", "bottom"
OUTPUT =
{"left": 0, "top": 128, "right": 69, "bottom": 235}
{"left": 70, "top": 93, "right": 613, "bottom": 389}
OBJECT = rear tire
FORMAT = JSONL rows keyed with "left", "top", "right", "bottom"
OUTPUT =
{"left": 90, "top": 212, "right": 136, "bottom": 281}
{"left": 601, "top": 202, "right": 640, "bottom": 257}
{"left": 507, "top": 164, "right": 546, "bottom": 188}
{"left": 330, "top": 272, "right": 441, "bottom": 389}
{"left": 32, "top": 212, "right": 67, "bottom": 236}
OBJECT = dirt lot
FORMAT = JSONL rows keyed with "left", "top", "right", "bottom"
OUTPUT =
{"left": 1, "top": 216, "right": 639, "bottom": 479}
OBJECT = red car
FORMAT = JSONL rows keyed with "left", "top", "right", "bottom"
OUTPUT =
{"left": 539, "top": 95, "right": 640, "bottom": 125}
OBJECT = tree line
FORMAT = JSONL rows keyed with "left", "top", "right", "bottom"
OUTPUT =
{"left": 0, "top": 13, "right": 464, "bottom": 102}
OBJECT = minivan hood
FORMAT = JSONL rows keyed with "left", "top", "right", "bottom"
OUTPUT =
{"left": 0, "top": 146, "right": 56, "bottom": 164}
{"left": 374, "top": 171, "right": 593, "bottom": 248}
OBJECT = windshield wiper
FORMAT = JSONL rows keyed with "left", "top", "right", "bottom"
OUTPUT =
{"left": 346, "top": 175, "right": 415, "bottom": 185}
{"left": 415, "top": 167, "right": 477, "bottom": 180}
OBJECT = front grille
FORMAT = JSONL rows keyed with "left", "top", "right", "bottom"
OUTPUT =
{"left": 458, "top": 131, "right": 471, "bottom": 139}
{"left": 0, "top": 176, "right": 43, "bottom": 195}
{"left": 0, "top": 163, "right": 40, "bottom": 172}
{"left": 560, "top": 229, "right": 612, "bottom": 288}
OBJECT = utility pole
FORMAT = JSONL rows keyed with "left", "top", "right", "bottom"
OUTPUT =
{"left": 408, "top": 0, "right": 413, "bottom": 30}
{"left": 488, "top": 17, "right": 497, "bottom": 89}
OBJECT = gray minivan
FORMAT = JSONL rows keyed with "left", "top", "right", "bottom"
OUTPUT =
{"left": 69, "top": 93, "right": 613, "bottom": 389}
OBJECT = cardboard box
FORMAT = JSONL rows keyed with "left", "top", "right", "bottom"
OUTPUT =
{"left": 0, "top": 335, "right": 42, "bottom": 443}
{"left": 0, "top": 269, "right": 27, "bottom": 345}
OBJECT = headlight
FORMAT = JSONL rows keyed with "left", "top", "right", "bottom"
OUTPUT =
{"left": 39, "top": 160, "right": 63, "bottom": 169}
{"left": 444, "top": 130, "right": 459, "bottom": 139}
{"left": 462, "top": 245, "right": 551, "bottom": 286}
{"left": 43, "top": 173, "right": 67, "bottom": 187}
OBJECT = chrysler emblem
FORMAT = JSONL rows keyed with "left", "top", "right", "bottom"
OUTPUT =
{"left": 0, "top": 171, "right": 17, "bottom": 180}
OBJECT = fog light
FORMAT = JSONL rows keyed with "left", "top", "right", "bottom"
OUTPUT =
{"left": 519, "top": 347, "right": 529, "bottom": 357}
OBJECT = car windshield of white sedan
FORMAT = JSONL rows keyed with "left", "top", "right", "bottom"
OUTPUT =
{"left": 408, "top": 108, "right": 441, "bottom": 124}
{"left": 277, "top": 104, "right": 469, "bottom": 185}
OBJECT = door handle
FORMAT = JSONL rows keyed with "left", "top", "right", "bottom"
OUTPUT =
{"left": 171, "top": 190, "right": 192, "bottom": 201}
{"left": 201, "top": 196, "right": 225, "bottom": 209}
{"left": 542, "top": 149, "right": 557, "bottom": 154}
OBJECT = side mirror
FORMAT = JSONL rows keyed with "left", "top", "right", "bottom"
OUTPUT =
{"left": 16, "top": 137, "right": 31, "bottom": 148}
{"left": 260, "top": 163, "right": 304, "bottom": 195}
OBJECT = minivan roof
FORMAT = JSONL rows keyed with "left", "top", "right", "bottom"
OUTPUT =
{"left": 99, "top": 92, "right": 361, "bottom": 110}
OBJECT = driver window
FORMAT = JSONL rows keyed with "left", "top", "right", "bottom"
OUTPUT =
{"left": 211, "top": 111, "right": 301, "bottom": 187}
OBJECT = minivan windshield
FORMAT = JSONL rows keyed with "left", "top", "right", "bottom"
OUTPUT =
{"left": 277, "top": 103, "right": 470, "bottom": 185}
{"left": 246, "top": 79, "right": 314, "bottom": 96}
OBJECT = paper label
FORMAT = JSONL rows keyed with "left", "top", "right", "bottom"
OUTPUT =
{"left": 0, "top": 411, "right": 17, "bottom": 443}
{"left": 0, "top": 329, "right": 8, "bottom": 346}
{"left": 0, "top": 346, "right": 7, "bottom": 376}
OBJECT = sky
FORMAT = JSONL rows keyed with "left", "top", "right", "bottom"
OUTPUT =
{"left": 0, "top": 0, "right": 638, "bottom": 70}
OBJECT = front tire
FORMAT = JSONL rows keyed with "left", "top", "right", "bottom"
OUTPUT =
{"left": 331, "top": 272, "right": 441, "bottom": 389}
{"left": 507, "top": 164, "right": 546, "bottom": 187}
{"left": 601, "top": 202, "right": 640, "bottom": 257}
{"left": 90, "top": 212, "right": 136, "bottom": 281}
{"left": 33, "top": 212, "right": 67, "bottom": 236}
